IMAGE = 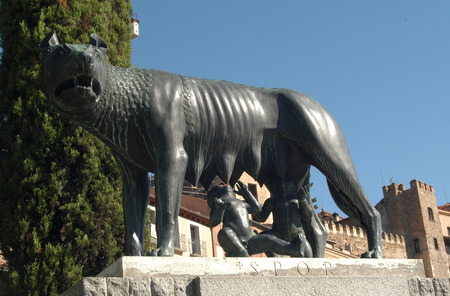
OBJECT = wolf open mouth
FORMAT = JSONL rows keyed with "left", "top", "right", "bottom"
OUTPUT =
{"left": 55, "top": 75, "right": 101, "bottom": 98}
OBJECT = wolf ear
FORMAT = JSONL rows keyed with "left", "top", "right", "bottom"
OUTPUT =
{"left": 40, "top": 31, "right": 60, "bottom": 50}
{"left": 90, "top": 33, "right": 108, "bottom": 56}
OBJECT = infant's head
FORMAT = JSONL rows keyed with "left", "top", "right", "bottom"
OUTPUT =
{"left": 207, "top": 185, "right": 233, "bottom": 207}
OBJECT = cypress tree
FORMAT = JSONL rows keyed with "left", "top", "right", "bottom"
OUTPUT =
{"left": 0, "top": 1, "right": 133, "bottom": 294}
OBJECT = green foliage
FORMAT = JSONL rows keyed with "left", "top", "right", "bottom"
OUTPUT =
{"left": 143, "top": 207, "right": 157, "bottom": 254}
{"left": 0, "top": 1, "right": 132, "bottom": 294}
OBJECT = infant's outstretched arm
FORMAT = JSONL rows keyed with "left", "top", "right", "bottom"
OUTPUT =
{"left": 298, "top": 183, "right": 314, "bottom": 220}
{"left": 252, "top": 197, "right": 273, "bottom": 223}
{"left": 234, "top": 181, "right": 262, "bottom": 214}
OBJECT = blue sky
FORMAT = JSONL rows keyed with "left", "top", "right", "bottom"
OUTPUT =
{"left": 130, "top": 1, "right": 450, "bottom": 215}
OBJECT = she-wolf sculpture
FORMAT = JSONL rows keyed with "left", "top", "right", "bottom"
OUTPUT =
{"left": 40, "top": 31, "right": 382, "bottom": 258}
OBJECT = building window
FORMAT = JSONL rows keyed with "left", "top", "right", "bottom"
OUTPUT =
{"left": 248, "top": 183, "right": 258, "bottom": 198}
{"left": 427, "top": 207, "right": 434, "bottom": 221}
{"left": 447, "top": 227, "right": 450, "bottom": 236}
{"left": 345, "top": 243, "right": 352, "bottom": 253}
{"left": 175, "top": 222, "right": 187, "bottom": 251}
{"left": 434, "top": 238, "right": 439, "bottom": 250}
{"left": 414, "top": 239, "right": 420, "bottom": 253}
{"left": 190, "top": 225, "right": 201, "bottom": 255}
{"left": 445, "top": 238, "right": 450, "bottom": 255}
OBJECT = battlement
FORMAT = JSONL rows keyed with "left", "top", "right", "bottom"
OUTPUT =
{"left": 323, "top": 220, "right": 405, "bottom": 245}
{"left": 323, "top": 220, "right": 407, "bottom": 258}
{"left": 382, "top": 183, "right": 406, "bottom": 195}
{"left": 410, "top": 179, "right": 434, "bottom": 192}
{"left": 382, "top": 179, "right": 434, "bottom": 197}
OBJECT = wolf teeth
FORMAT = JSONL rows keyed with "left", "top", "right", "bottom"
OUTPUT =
{"left": 73, "top": 76, "right": 93, "bottom": 89}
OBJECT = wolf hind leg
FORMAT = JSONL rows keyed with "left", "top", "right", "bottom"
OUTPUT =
{"left": 325, "top": 175, "right": 382, "bottom": 258}
{"left": 298, "top": 107, "right": 382, "bottom": 257}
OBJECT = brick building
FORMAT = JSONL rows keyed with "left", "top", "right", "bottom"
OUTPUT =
{"left": 375, "top": 180, "right": 450, "bottom": 278}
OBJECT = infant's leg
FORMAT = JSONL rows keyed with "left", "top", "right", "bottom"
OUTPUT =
{"left": 218, "top": 227, "right": 249, "bottom": 257}
{"left": 292, "top": 233, "right": 313, "bottom": 258}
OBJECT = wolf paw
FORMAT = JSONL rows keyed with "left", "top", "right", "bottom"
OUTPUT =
{"left": 147, "top": 247, "right": 173, "bottom": 257}
{"left": 361, "top": 247, "right": 383, "bottom": 258}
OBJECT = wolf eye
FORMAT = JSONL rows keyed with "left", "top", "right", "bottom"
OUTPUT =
{"left": 52, "top": 49, "right": 65, "bottom": 61}
{"left": 94, "top": 53, "right": 102, "bottom": 62}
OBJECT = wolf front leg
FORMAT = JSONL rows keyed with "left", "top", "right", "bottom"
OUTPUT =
{"left": 114, "top": 155, "right": 150, "bottom": 256}
{"left": 150, "top": 148, "right": 188, "bottom": 256}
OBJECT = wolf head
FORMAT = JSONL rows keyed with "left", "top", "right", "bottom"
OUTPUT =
{"left": 40, "top": 31, "right": 108, "bottom": 115}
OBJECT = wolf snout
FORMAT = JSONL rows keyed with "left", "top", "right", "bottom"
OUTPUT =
{"left": 71, "top": 52, "right": 95, "bottom": 74}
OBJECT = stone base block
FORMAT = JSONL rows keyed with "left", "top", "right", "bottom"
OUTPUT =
{"left": 198, "top": 276, "right": 450, "bottom": 296}
{"left": 97, "top": 256, "right": 425, "bottom": 278}
{"left": 61, "top": 257, "right": 449, "bottom": 296}
{"left": 62, "top": 276, "right": 450, "bottom": 296}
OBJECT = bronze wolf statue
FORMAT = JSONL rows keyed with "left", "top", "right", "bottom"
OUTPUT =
{"left": 40, "top": 31, "right": 382, "bottom": 258}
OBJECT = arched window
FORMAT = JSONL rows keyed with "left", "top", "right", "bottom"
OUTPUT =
{"left": 434, "top": 238, "right": 439, "bottom": 250}
{"left": 414, "top": 239, "right": 420, "bottom": 253}
{"left": 427, "top": 207, "right": 435, "bottom": 221}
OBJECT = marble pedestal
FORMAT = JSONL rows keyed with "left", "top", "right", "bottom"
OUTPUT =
{"left": 61, "top": 257, "right": 449, "bottom": 296}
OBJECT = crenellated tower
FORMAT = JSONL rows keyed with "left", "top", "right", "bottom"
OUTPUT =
{"left": 376, "top": 180, "right": 449, "bottom": 278}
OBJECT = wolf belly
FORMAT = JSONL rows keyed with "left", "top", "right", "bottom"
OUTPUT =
{"left": 180, "top": 76, "right": 279, "bottom": 187}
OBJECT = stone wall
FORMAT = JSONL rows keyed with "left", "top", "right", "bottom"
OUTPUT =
{"left": 324, "top": 220, "right": 407, "bottom": 259}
